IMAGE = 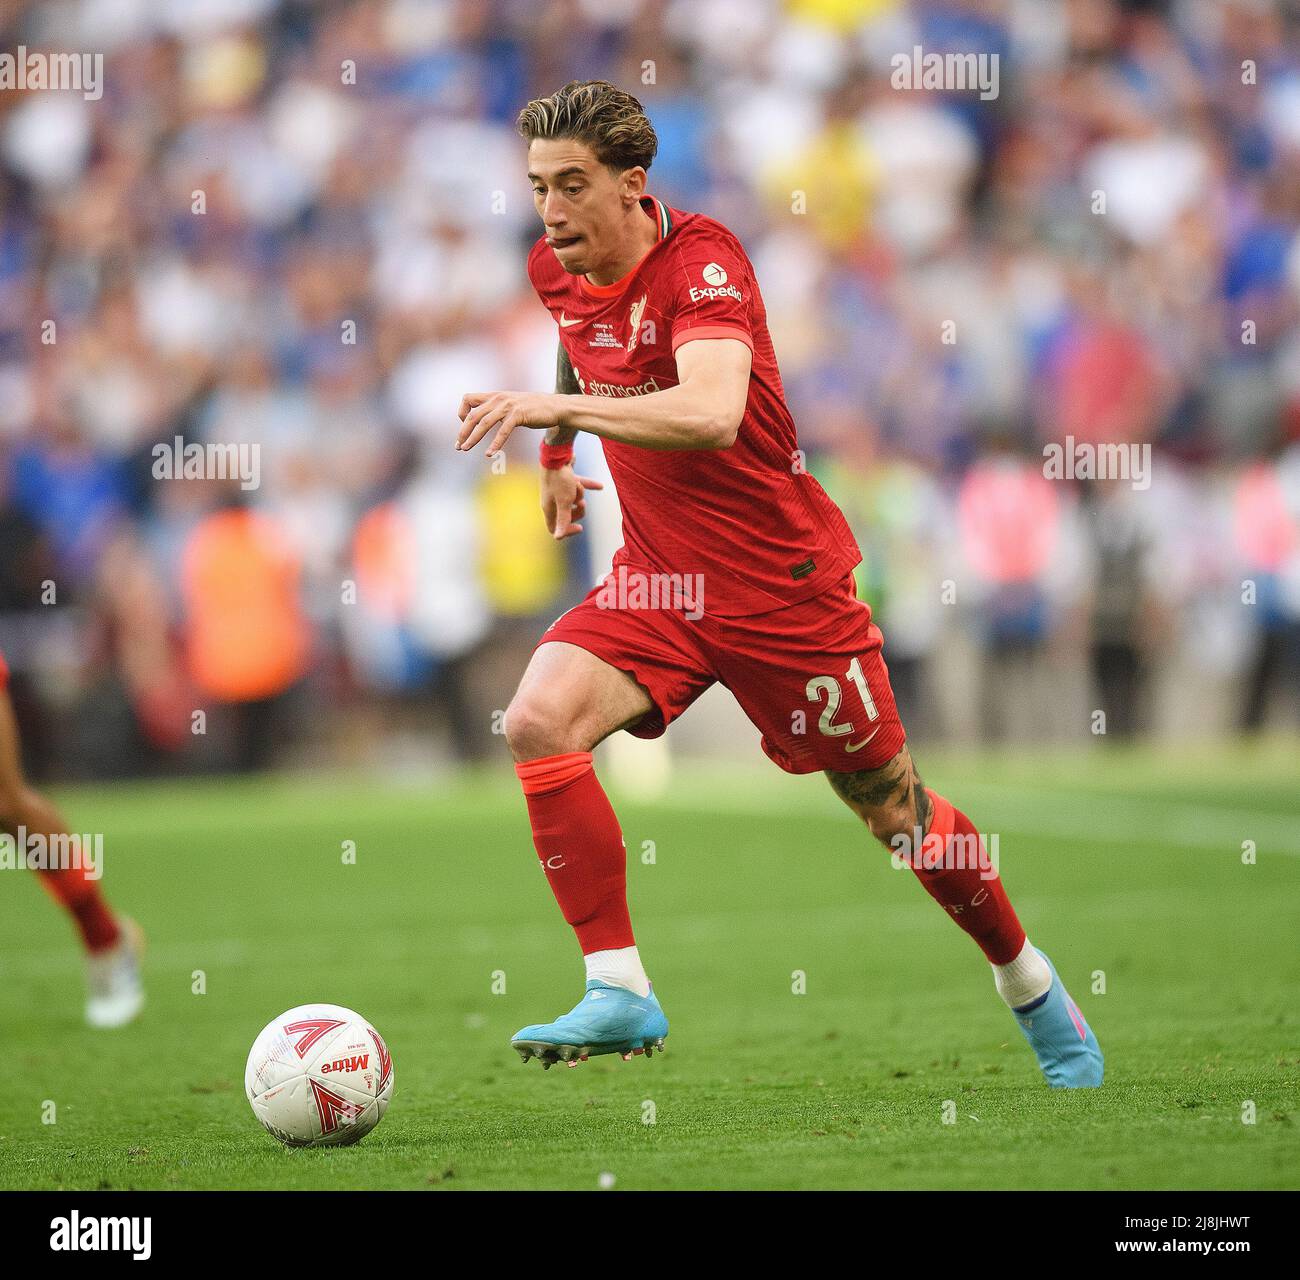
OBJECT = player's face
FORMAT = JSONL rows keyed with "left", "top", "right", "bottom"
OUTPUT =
{"left": 527, "top": 138, "right": 641, "bottom": 277}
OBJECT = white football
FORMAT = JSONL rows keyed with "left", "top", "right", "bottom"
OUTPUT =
{"left": 245, "top": 1003, "right": 394, "bottom": 1147}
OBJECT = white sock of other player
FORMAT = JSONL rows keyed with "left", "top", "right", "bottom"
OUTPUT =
{"left": 992, "top": 938, "right": 1053, "bottom": 1010}
{"left": 584, "top": 946, "right": 651, "bottom": 998}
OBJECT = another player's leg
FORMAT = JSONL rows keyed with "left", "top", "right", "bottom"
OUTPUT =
{"left": 504, "top": 640, "right": 668, "bottom": 1068}
{"left": 0, "top": 688, "right": 144, "bottom": 1028}
{"left": 826, "top": 748, "right": 1102, "bottom": 1088}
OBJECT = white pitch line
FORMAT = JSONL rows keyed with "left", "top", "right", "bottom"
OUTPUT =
{"left": 45, "top": 771, "right": 1300, "bottom": 859}
{"left": 614, "top": 775, "right": 1300, "bottom": 858}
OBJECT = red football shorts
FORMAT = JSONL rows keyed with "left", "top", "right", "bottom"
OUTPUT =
{"left": 538, "top": 569, "right": 906, "bottom": 774}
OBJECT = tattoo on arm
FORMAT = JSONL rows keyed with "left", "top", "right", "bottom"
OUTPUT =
{"left": 546, "top": 345, "right": 580, "bottom": 447}
{"left": 555, "top": 345, "right": 580, "bottom": 395}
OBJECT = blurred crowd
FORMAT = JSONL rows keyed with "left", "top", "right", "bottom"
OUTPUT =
{"left": 1, "top": 0, "right": 1298, "bottom": 780}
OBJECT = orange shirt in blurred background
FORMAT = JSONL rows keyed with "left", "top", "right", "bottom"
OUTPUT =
{"left": 181, "top": 507, "right": 311, "bottom": 703}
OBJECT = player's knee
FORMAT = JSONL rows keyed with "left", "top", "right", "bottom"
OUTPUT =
{"left": 503, "top": 693, "right": 583, "bottom": 762}
{"left": 861, "top": 796, "right": 922, "bottom": 853}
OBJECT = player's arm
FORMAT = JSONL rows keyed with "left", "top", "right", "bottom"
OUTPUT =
{"left": 456, "top": 338, "right": 752, "bottom": 457}
{"left": 552, "top": 338, "right": 751, "bottom": 450}
{"left": 546, "top": 345, "right": 580, "bottom": 449}
{"left": 539, "top": 346, "right": 602, "bottom": 541}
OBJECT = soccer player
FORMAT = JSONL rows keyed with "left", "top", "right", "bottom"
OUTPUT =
{"left": 456, "top": 81, "right": 1102, "bottom": 1087}
{"left": 0, "top": 651, "right": 144, "bottom": 1027}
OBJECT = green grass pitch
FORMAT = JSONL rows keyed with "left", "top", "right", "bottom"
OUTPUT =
{"left": 0, "top": 742, "right": 1296, "bottom": 1190}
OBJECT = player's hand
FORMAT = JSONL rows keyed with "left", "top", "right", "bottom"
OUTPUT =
{"left": 542, "top": 465, "right": 604, "bottom": 540}
{"left": 456, "top": 391, "right": 558, "bottom": 457}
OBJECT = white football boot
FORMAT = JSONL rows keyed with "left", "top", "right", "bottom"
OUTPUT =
{"left": 85, "top": 917, "right": 145, "bottom": 1028}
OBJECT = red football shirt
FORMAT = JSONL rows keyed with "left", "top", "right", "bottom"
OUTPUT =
{"left": 527, "top": 195, "right": 861, "bottom": 617}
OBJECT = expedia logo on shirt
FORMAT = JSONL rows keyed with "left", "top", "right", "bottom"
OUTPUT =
{"left": 689, "top": 283, "right": 743, "bottom": 304}
{"left": 690, "top": 262, "right": 743, "bottom": 304}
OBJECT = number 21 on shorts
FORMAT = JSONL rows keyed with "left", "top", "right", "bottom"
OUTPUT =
{"left": 805, "top": 656, "right": 880, "bottom": 751}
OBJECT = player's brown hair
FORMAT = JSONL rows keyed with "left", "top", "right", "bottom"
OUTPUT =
{"left": 516, "top": 80, "right": 658, "bottom": 172}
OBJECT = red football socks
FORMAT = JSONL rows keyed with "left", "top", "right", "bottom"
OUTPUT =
{"left": 515, "top": 756, "right": 1024, "bottom": 968}
{"left": 908, "top": 789, "right": 1026, "bottom": 965}
{"left": 37, "top": 865, "right": 122, "bottom": 953}
{"left": 515, "top": 751, "right": 635, "bottom": 953}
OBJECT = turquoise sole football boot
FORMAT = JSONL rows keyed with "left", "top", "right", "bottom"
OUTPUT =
{"left": 512, "top": 980, "right": 669, "bottom": 1070}
{"left": 1012, "top": 949, "right": 1104, "bottom": 1088}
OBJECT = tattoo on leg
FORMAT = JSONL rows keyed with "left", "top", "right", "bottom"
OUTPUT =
{"left": 825, "top": 752, "right": 912, "bottom": 811}
{"left": 913, "top": 769, "right": 932, "bottom": 834}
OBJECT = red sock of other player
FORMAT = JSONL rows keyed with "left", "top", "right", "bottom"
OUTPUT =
{"left": 37, "top": 865, "right": 122, "bottom": 954}
{"left": 515, "top": 751, "right": 635, "bottom": 955}
{"left": 910, "top": 788, "right": 1026, "bottom": 966}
